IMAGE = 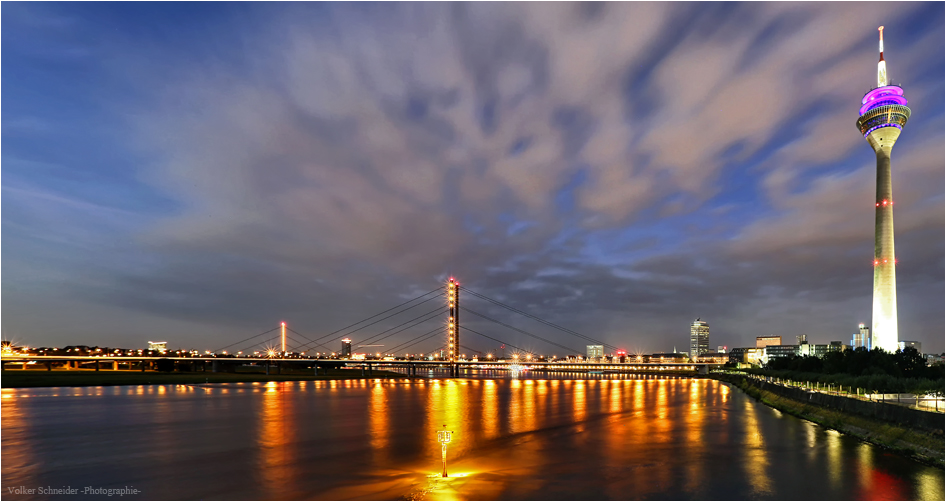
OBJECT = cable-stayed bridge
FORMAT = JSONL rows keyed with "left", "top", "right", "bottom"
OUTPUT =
{"left": 1, "top": 279, "right": 721, "bottom": 376}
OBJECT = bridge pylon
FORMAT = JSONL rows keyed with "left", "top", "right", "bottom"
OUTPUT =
{"left": 447, "top": 278, "right": 459, "bottom": 363}
{"left": 280, "top": 321, "right": 287, "bottom": 353}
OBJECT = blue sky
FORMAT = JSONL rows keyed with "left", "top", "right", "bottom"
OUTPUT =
{"left": 3, "top": 2, "right": 944, "bottom": 354}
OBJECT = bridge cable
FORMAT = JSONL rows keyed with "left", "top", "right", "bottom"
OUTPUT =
{"left": 460, "top": 286, "right": 617, "bottom": 351}
{"left": 214, "top": 326, "right": 281, "bottom": 353}
{"left": 283, "top": 332, "right": 322, "bottom": 353}
{"left": 233, "top": 332, "right": 284, "bottom": 355}
{"left": 460, "top": 344, "right": 481, "bottom": 355}
{"left": 285, "top": 327, "right": 334, "bottom": 353}
{"left": 356, "top": 307, "right": 444, "bottom": 348}
{"left": 386, "top": 326, "right": 446, "bottom": 354}
{"left": 464, "top": 307, "right": 581, "bottom": 355}
{"left": 459, "top": 325, "right": 533, "bottom": 356}
{"left": 296, "top": 289, "right": 445, "bottom": 351}
{"left": 295, "top": 286, "right": 443, "bottom": 346}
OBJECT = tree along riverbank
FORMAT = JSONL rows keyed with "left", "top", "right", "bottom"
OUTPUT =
{"left": 0, "top": 368, "right": 416, "bottom": 388}
{"left": 713, "top": 372, "right": 945, "bottom": 468}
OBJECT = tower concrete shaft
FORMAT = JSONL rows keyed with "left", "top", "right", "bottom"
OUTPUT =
{"left": 856, "top": 27, "right": 910, "bottom": 354}
{"left": 869, "top": 128, "right": 900, "bottom": 353}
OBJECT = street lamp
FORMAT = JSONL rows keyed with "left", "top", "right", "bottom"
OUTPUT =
{"left": 437, "top": 425, "right": 454, "bottom": 478}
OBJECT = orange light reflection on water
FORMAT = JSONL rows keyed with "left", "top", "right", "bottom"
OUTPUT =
{"left": 369, "top": 381, "right": 390, "bottom": 455}
{"left": 684, "top": 380, "right": 706, "bottom": 494}
{"left": 572, "top": 380, "right": 586, "bottom": 425}
{"left": 741, "top": 396, "right": 772, "bottom": 497}
{"left": 1, "top": 389, "right": 37, "bottom": 487}
{"left": 258, "top": 381, "right": 299, "bottom": 498}
{"left": 482, "top": 380, "right": 499, "bottom": 440}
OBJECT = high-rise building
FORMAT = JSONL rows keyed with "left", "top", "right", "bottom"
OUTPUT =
{"left": 341, "top": 338, "right": 352, "bottom": 357}
{"left": 756, "top": 335, "right": 782, "bottom": 348}
{"left": 690, "top": 319, "right": 709, "bottom": 359}
{"left": 796, "top": 334, "right": 808, "bottom": 345}
{"left": 586, "top": 345, "right": 604, "bottom": 361}
{"left": 857, "top": 27, "right": 911, "bottom": 354}
{"left": 852, "top": 323, "right": 871, "bottom": 349}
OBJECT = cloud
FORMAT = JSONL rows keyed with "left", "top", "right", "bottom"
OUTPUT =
{"left": 3, "top": 3, "right": 943, "bottom": 353}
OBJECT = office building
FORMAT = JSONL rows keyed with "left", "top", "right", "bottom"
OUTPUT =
{"left": 586, "top": 345, "right": 604, "bottom": 361}
{"left": 148, "top": 341, "right": 167, "bottom": 353}
{"left": 857, "top": 27, "right": 910, "bottom": 353}
{"left": 799, "top": 343, "right": 829, "bottom": 358}
{"left": 796, "top": 334, "right": 808, "bottom": 345}
{"left": 764, "top": 345, "right": 799, "bottom": 360}
{"left": 690, "top": 319, "right": 710, "bottom": 359}
{"left": 729, "top": 347, "right": 748, "bottom": 365}
{"left": 744, "top": 348, "right": 764, "bottom": 366}
{"left": 341, "top": 338, "right": 352, "bottom": 358}
{"left": 756, "top": 335, "right": 782, "bottom": 348}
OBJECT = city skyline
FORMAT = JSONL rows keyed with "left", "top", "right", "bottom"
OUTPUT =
{"left": 2, "top": 3, "right": 944, "bottom": 354}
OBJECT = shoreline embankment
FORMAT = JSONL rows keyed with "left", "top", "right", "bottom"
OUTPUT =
{"left": 713, "top": 372, "right": 944, "bottom": 468}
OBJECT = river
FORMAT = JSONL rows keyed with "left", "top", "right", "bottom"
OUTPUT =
{"left": 2, "top": 375, "right": 942, "bottom": 500}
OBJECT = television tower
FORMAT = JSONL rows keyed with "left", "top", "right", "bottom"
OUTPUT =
{"left": 855, "top": 26, "right": 911, "bottom": 353}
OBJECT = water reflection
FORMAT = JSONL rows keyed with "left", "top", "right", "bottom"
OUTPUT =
{"left": 572, "top": 380, "right": 586, "bottom": 424}
{"left": 684, "top": 380, "right": 706, "bottom": 494}
{"left": 825, "top": 429, "right": 843, "bottom": 492}
{"left": 481, "top": 380, "right": 499, "bottom": 440}
{"left": 1, "top": 378, "right": 942, "bottom": 501}
{"left": 369, "top": 382, "right": 389, "bottom": 453}
{"left": 741, "top": 396, "right": 772, "bottom": 497}
{"left": 1, "top": 389, "right": 37, "bottom": 488}
{"left": 258, "top": 381, "right": 299, "bottom": 497}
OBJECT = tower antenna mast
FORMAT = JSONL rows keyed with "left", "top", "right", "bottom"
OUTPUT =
{"left": 877, "top": 26, "right": 887, "bottom": 87}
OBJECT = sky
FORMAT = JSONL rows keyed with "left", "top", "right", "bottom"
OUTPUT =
{"left": 2, "top": 2, "right": 944, "bottom": 356}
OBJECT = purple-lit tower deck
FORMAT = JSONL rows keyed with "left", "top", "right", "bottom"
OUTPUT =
{"left": 855, "top": 26, "right": 910, "bottom": 354}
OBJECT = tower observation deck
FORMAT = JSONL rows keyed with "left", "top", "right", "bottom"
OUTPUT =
{"left": 856, "top": 26, "right": 910, "bottom": 354}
